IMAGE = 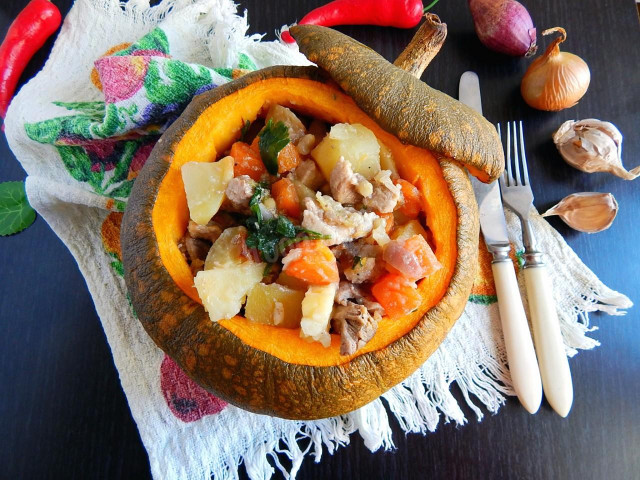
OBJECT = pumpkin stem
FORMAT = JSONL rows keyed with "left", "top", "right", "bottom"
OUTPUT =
{"left": 393, "top": 13, "right": 447, "bottom": 79}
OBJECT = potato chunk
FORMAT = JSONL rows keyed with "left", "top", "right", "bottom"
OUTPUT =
{"left": 182, "top": 156, "right": 234, "bottom": 225}
{"left": 245, "top": 283, "right": 305, "bottom": 328}
{"left": 378, "top": 141, "right": 399, "bottom": 179}
{"left": 299, "top": 283, "right": 338, "bottom": 347}
{"left": 311, "top": 123, "right": 381, "bottom": 180}
{"left": 194, "top": 261, "right": 264, "bottom": 322}
{"left": 391, "top": 219, "right": 429, "bottom": 242}
{"left": 204, "top": 226, "right": 247, "bottom": 270}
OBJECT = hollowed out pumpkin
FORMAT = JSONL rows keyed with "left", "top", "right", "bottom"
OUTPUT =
{"left": 122, "top": 24, "right": 504, "bottom": 419}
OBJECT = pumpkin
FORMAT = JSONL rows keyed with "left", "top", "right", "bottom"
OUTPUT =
{"left": 121, "top": 19, "right": 504, "bottom": 420}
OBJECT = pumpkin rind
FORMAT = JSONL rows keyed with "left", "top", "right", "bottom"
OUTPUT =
{"left": 123, "top": 55, "right": 484, "bottom": 417}
{"left": 290, "top": 25, "right": 504, "bottom": 183}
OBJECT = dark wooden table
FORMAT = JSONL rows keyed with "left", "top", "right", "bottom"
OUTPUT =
{"left": 1, "top": 1, "right": 639, "bottom": 478}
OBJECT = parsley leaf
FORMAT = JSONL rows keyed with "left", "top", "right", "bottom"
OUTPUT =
{"left": 352, "top": 256, "right": 363, "bottom": 269}
{"left": 244, "top": 182, "right": 329, "bottom": 262}
{"left": 258, "top": 120, "right": 289, "bottom": 175}
{"left": 248, "top": 181, "right": 270, "bottom": 222}
{"left": 0, "top": 181, "right": 36, "bottom": 236}
{"left": 240, "top": 119, "right": 251, "bottom": 141}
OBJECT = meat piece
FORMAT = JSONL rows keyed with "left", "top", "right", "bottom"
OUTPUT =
{"left": 331, "top": 240, "right": 384, "bottom": 284}
{"left": 296, "top": 134, "right": 317, "bottom": 155}
{"left": 184, "top": 236, "right": 211, "bottom": 275}
{"left": 344, "top": 256, "right": 385, "bottom": 284}
{"left": 211, "top": 211, "right": 238, "bottom": 229}
{"left": 187, "top": 220, "right": 222, "bottom": 243}
{"left": 331, "top": 302, "right": 379, "bottom": 355}
{"left": 331, "top": 239, "right": 381, "bottom": 261}
{"left": 266, "top": 104, "right": 306, "bottom": 143}
{"left": 224, "top": 175, "right": 256, "bottom": 212}
{"left": 363, "top": 170, "right": 402, "bottom": 213}
{"left": 185, "top": 236, "right": 210, "bottom": 262}
{"left": 302, "top": 194, "right": 378, "bottom": 246}
{"left": 335, "top": 281, "right": 385, "bottom": 314}
{"left": 330, "top": 157, "right": 373, "bottom": 205}
{"left": 294, "top": 159, "right": 325, "bottom": 190}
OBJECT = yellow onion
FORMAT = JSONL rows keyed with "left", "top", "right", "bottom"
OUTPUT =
{"left": 521, "top": 27, "right": 590, "bottom": 111}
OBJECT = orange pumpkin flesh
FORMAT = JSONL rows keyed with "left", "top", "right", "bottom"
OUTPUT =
{"left": 152, "top": 77, "right": 457, "bottom": 367}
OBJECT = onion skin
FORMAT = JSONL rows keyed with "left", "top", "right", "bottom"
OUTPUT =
{"left": 468, "top": 0, "right": 537, "bottom": 57}
{"left": 521, "top": 27, "right": 590, "bottom": 111}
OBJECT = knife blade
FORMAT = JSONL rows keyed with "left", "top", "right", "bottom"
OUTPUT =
{"left": 459, "top": 72, "right": 510, "bottom": 249}
{"left": 459, "top": 71, "right": 542, "bottom": 414}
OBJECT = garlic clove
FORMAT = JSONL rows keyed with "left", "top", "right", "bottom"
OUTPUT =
{"left": 553, "top": 119, "right": 640, "bottom": 180}
{"left": 542, "top": 192, "right": 618, "bottom": 233}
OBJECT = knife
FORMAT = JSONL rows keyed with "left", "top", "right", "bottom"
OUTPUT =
{"left": 459, "top": 71, "right": 542, "bottom": 414}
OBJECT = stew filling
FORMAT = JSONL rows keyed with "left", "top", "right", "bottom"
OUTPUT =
{"left": 179, "top": 104, "right": 442, "bottom": 355}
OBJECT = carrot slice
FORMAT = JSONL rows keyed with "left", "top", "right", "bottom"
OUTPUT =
{"left": 249, "top": 137, "right": 300, "bottom": 175}
{"left": 272, "top": 178, "right": 301, "bottom": 219}
{"left": 396, "top": 179, "right": 422, "bottom": 219}
{"left": 230, "top": 141, "right": 266, "bottom": 181}
{"left": 277, "top": 143, "right": 302, "bottom": 174}
{"left": 250, "top": 136, "right": 260, "bottom": 153}
{"left": 371, "top": 273, "right": 422, "bottom": 317}
{"left": 282, "top": 240, "right": 339, "bottom": 285}
{"left": 405, "top": 234, "right": 442, "bottom": 277}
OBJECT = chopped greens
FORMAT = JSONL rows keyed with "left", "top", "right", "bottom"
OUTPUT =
{"left": 248, "top": 181, "right": 270, "bottom": 222}
{"left": 258, "top": 119, "right": 289, "bottom": 175}
{"left": 352, "top": 256, "right": 363, "bottom": 269}
{"left": 245, "top": 183, "right": 328, "bottom": 263}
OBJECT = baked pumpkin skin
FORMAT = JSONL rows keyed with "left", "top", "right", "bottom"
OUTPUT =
{"left": 123, "top": 26, "right": 501, "bottom": 419}
{"left": 291, "top": 25, "right": 504, "bottom": 183}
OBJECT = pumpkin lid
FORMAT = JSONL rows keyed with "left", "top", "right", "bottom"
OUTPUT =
{"left": 290, "top": 25, "right": 504, "bottom": 183}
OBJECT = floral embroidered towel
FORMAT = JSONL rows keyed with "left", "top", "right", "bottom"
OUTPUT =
{"left": 5, "top": 1, "right": 631, "bottom": 479}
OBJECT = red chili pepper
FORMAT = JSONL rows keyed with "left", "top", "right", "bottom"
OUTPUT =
{"left": 0, "top": 0, "right": 62, "bottom": 119}
{"left": 281, "top": 0, "right": 439, "bottom": 43}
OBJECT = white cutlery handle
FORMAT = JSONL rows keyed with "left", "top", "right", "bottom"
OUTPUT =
{"left": 491, "top": 260, "right": 542, "bottom": 414}
{"left": 523, "top": 264, "right": 573, "bottom": 417}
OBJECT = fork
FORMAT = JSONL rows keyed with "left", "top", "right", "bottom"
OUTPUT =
{"left": 498, "top": 121, "right": 573, "bottom": 418}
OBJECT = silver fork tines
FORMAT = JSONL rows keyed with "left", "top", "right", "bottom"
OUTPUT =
{"left": 497, "top": 121, "right": 540, "bottom": 263}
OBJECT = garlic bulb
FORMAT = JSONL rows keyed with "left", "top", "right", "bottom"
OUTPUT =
{"left": 553, "top": 119, "right": 640, "bottom": 180}
{"left": 542, "top": 192, "right": 618, "bottom": 233}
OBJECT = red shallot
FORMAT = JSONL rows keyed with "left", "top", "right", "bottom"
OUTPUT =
{"left": 467, "top": 0, "right": 537, "bottom": 57}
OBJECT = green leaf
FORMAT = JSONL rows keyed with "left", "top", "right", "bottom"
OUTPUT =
{"left": 275, "top": 215, "right": 296, "bottom": 237}
{"left": 0, "top": 181, "right": 36, "bottom": 236}
{"left": 240, "top": 120, "right": 251, "bottom": 141}
{"left": 258, "top": 120, "right": 289, "bottom": 175}
{"left": 248, "top": 181, "right": 269, "bottom": 222}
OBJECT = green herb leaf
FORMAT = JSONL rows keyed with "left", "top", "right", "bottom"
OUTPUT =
{"left": 352, "top": 256, "right": 363, "bottom": 269}
{"left": 258, "top": 120, "right": 289, "bottom": 175}
{"left": 0, "top": 181, "right": 36, "bottom": 236}
{"left": 275, "top": 215, "right": 297, "bottom": 237}
{"left": 248, "top": 181, "right": 269, "bottom": 222}
{"left": 240, "top": 119, "right": 251, "bottom": 141}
